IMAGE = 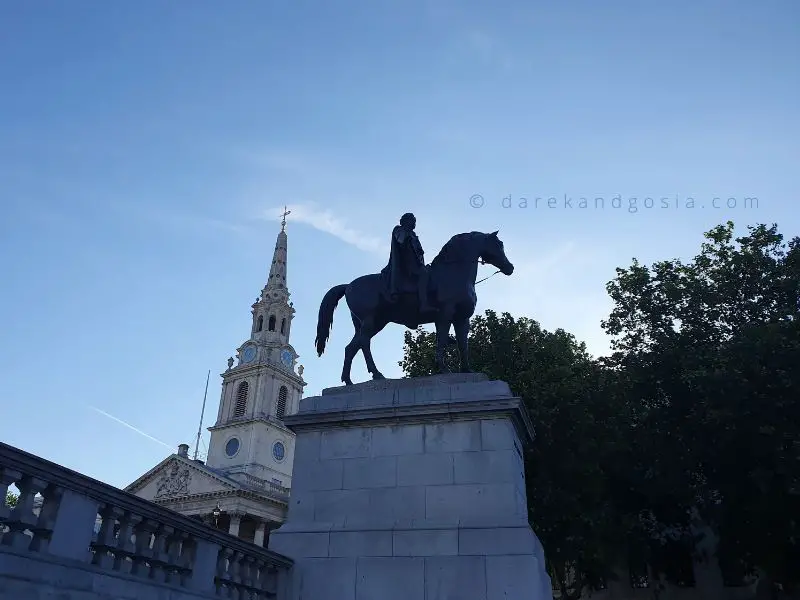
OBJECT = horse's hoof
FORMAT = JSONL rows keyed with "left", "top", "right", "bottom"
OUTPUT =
{"left": 342, "top": 377, "right": 353, "bottom": 386}
{"left": 372, "top": 372, "right": 385, "bottom": 380}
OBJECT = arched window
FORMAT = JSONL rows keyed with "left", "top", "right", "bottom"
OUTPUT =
{"left": 268, "top": 315, "right": 276, "bottom": 331}
{"left": 276, "top": 386, "right": 288, "bottom": 419}
{"left": 256, "top": 315, "right": 263, "bottom": 332}
{"left": 280, "top": 318, "right": 286, "bottom": 334}
{"left": 234, "top": 382, "right": 249, "bottom": 417}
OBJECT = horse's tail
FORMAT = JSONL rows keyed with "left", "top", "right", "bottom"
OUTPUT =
{"left": 315, "top": 283, "right": 348, "bottom": 356}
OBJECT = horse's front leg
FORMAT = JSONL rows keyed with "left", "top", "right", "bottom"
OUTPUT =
{"left": 360, "top": 317, "right": 388, "bottom": 380}
{"left": 434, "top": 316, "right": 453, "bottom": 374}
{"left": 341, "top": 314, "right": 362, "bottom": 385}
{"left": 453, "top": 316, "right": 471, "bottom": 373}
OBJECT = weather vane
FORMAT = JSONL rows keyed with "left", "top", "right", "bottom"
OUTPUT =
{"left": 280, "top": 206, "right": 291, "bottom": 231}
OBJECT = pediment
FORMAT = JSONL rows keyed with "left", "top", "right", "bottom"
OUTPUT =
{"left": 125, "top": 456, "right": 238, "bottom": 502}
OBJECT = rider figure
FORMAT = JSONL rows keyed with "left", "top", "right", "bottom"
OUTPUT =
{"left": 385, "top": 212, "right": 436, "bottom": 313}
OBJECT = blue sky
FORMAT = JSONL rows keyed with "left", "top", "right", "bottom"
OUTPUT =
{"left": 1, "top": 1, "right": 798, "bottom": 489}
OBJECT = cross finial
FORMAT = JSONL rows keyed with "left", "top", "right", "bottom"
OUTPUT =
{"left": 280, "top": 206, "right": 291, "bottom": 231}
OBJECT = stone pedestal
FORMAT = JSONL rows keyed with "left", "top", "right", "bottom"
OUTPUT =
{"left": 270, "top": 373, "right": 553, "bottom": 600}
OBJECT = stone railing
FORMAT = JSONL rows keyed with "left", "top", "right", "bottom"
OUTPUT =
{"left": 243, "top": 474, "right": 290, "bottom": 500}
{"left": 0, "top": 442, "right": 292, "bottom": 599}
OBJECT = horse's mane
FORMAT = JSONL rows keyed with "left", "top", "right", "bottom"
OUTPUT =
{"left": 431, "top": 231, "right": 483, "bottom": 266}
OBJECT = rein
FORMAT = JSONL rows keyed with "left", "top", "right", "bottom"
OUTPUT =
{"left": 431, "top": 258, "right": 501, "bottom": 285}
{"left": 475, "top": 259, "right": 501, "bottom": 285}
{"left": 431, "top": 238, "right": 503, "bottom": 286}
{"left": 475, "top": 270, "right": 500, "bottom": 284}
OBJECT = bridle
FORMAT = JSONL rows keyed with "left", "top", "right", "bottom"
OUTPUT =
{"left": 476, "top": 259, "right": 501, "bottom": 285}
{"left": 430, "top": 257, "right": 502, "bottom": 285}
{"left": 429, "top": 232, "right": 507, "bottom": 286}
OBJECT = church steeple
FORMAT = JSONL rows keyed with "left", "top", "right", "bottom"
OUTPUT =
{"left": 251, "top": 208, "right": 295, "bottom": 344}
{"left": 205, "top": 207, "right": 305, "bottom": 488}
{"left": 264, "top": 207, "right": 290, "bottom": 303}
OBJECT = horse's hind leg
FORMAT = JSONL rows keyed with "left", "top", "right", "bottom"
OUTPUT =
{"left": 434, "top": 313, "right": 454, "bottom": 373}
{"left": 453, "top": 316, "right": 471, "bottom": 373}
{"left": 341, "top": 314, "right": 362, "bottom": 385}
{"left": 360, "top": 317, "right": 388, "bottom": 380}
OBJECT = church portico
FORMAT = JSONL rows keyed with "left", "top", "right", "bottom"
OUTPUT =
{"left": 197, "top": 499, "right": 282, "bottom": 548}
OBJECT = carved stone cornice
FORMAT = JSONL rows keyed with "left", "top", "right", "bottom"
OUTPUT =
{"left": 208, "top": 414, "right": 295, "bottom": 435}
{"left": 289, "top": 375, "right": 535, "bottom": 448}
{"left": 152, "top": 487, "right": 288, "bottom": 508}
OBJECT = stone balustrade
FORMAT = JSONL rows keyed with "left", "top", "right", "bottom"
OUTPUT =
{"left": 243, "top": 474, "right": 290, "bottom": 500}
{"left": 0, "top": 442, "right": 292, "bottom": 600}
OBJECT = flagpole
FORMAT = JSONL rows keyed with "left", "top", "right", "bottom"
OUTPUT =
{"left": 193, "top": 370, "right": 211, "bottom": 461}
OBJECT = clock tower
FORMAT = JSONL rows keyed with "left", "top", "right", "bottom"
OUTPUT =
{"left": 205, "top": 210, "right": 305, "bottom": 489}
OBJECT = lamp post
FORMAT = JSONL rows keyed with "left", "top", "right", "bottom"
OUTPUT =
{"left": 212, "top": 502, "right": 221, "bottom": 528}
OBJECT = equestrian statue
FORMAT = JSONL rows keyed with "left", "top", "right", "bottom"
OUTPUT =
{"left": 315, "top": 212, "right": 515, "bottom": 385}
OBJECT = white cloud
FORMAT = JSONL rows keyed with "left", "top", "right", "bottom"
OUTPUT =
{"left": 263, "top": 203, "right": 384, "bottom": 255}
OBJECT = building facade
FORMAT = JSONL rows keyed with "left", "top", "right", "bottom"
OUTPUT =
{"left": 124, "top": 215, "right": 305, "bottom": 547}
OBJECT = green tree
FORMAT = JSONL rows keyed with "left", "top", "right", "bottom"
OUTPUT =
{"left": 401, "top": 311, "right": 626, "bottom": 598}
{"left": 5, "top": 491, "right": 17, "bottom": 508}
{"left": 601, "top": 222, "right": 800, "bottom": 590}
{"left": 603, "top": 222, "right": 798, "bottom": 354}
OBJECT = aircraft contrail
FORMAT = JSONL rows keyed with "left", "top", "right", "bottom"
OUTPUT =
{"left": 88, "top": 406, "right": 174, "bottom": 451}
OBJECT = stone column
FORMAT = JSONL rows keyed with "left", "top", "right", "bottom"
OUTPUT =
{"left": 228, "top": 512, "right": 243, "bottom": 537}
{"left": 253, "top": 521, "right": 267, "bottom": 547}
{"left": 270, "top": 373, "right": 553, "bottom": 600}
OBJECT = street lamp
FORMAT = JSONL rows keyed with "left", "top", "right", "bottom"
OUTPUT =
{"left": 212, "top": 502, "right": 221, "bottom": 527}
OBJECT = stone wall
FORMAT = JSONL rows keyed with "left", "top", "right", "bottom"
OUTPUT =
{"left": 2, "top": 549, "right": 221, "bottom": 600}
{"left": 0, "top": 442, "right": 292, "bottom": 600}
{"left": 270, "top": 373, "right": 553, "bottom": 600}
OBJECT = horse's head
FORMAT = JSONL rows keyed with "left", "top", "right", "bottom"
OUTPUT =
{"left": 481, "top": 231, "right": 514, "bottom": 275}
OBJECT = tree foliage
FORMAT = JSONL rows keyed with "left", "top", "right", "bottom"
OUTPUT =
{"left": 602, "top": 222, "right": 800, "bottom": 589}
{"left": 400, "top": 221, "right": 800, "bottom": 595}
{"left": 5, "top": 491, "right": 17, "bottom": 508}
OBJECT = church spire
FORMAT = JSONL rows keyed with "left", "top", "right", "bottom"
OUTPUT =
{"left": 265, "top": 207, "right": 290, "bottom": 298}
{"left": 249, "top": 208, "right": 296, "bottom": 343}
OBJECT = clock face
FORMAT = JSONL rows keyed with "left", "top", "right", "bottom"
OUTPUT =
{"left": 241, "top": 345, "right": 257, "bottom": 363}
{"left": 280, "top": 349, "right": 292, "bottom": 367}
{"left": 272, "top": 441, "right": 285, "bottom": 462}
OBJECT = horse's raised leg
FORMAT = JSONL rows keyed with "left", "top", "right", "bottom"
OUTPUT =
{"left": 341, "top": 314, "right": 362, "bottom": 385}
{"left": 453, "top": 316, "right": 471, "bottom": 373}
{"left": 360, "top": 317, "right": 388, "bottom": 380}
{"left": 434, "top": 315, "right": 453, "bottom": 374}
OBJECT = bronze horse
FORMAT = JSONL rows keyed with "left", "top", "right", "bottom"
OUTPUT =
{"left": 315, "top": 231, "right": 514, "bottom": 385}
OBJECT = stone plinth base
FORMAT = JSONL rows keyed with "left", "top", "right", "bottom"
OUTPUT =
{"left": 270, "top": 374, "right": 553, "bottom": 600}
